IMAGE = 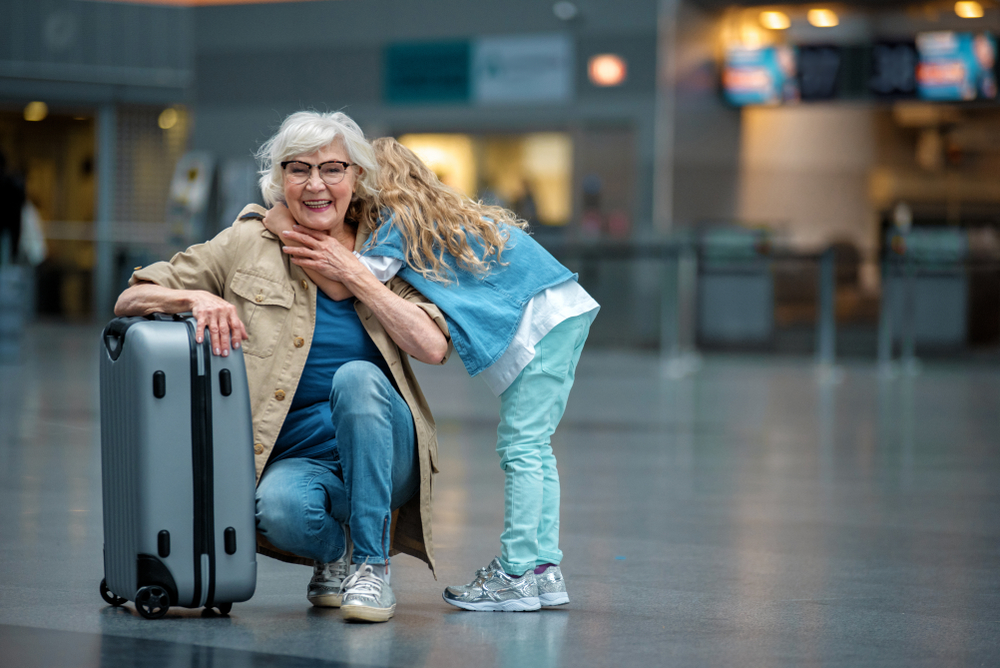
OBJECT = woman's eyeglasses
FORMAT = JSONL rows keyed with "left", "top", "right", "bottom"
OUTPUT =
{"left": 281, "top": 160, "right": 353, "bottom": 185}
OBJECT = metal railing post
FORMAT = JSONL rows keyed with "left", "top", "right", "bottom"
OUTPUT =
{"left": 94, "top": 103, "right": 117, "bottom": 322}
{"left": 659, "top": 244, "right": 679, "bottom": 360}
{"left": 816, "top": 248, "right": 837, "bottom": 371}
{"left": 901, "top": 253, "right": 918, "bottom": 373}
{"left": 662, "top": 235, "right": 700, "bottom": 379}
{"left": 877, "top": 256, "right": 895, "bottom": 376}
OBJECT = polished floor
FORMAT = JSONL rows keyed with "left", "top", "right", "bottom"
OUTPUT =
{"left": 1, "top": 322, "right": 999, "bottom": 667}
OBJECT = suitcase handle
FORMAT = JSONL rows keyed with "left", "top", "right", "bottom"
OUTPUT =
{"left": 102, "top": 313, "right": 193, "bottom": 361}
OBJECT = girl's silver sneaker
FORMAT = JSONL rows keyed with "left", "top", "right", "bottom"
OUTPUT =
{"left": 442, "top": 557, "right": 541, "bottom": 612}
{"left": 535, "top": 564, "right": 569, "bottom": 606}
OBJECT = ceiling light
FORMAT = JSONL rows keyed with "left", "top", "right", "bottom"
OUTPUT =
{"left": 807, "top": 9, "right": 839, "bottom": 27}
{"left": 759, "top": 11, "right": 791, "bottom": 30}
{"left": 589, "top": 54, "right": 627, "bottom": 87}
{"left": 955, "top": 1, "right": 984, "bottom": 18}
{"left": 158, "top": 108, "right": 179, "bottom": 130}
{"left": 24, "top": 101, "right": 48, "bottom": 122}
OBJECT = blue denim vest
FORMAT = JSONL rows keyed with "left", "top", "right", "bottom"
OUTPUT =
{"left": 363, "top": 219, "right": 575, "bottom": 376}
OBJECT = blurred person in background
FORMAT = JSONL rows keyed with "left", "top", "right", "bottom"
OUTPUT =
{"left": 266, "top": 137, "right": 599, "bottom": 612}
{"left": 115, "top": 111, "right": 451, "bottom": 623}
{"left": 0, "top": 152, "right": 25, "bottom": 264}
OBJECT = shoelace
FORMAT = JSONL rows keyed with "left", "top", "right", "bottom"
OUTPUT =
{"left": 313, "top": 559, "right": 348, "bottom": 583}
{"left": 471, "top": 566, "right": 493, "bottom": 587}
{"left": 341, "top": 564, "right": 383, "bottom": 601}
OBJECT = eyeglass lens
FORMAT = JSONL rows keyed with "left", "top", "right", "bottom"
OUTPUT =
{"left": 284, "top": 161, "right": 349, "bottom": 185}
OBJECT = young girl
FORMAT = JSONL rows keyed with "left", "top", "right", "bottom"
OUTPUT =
{"left": 267, "top": 137, "right": 599, "bottom": 612}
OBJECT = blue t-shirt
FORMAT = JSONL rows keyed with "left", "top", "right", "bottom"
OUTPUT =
{"left": 270, "top": 292, "right": 390, "bottom": 463}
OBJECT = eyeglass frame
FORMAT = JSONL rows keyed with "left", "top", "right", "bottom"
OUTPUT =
{"left": 280, "top": 159, "right": 355, "bottom": 185}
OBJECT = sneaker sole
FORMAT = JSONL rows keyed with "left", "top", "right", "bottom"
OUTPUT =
{"left": 341, "top": 603, "right": 395, "bottom": 622}
{"left": 442, "top": 593, "right": 541, "bottom": 612}
{"left": 308, "top": 593, "right": 343, "bottom": 608}
{"left": 539, "top": 592, "right": 569, "bottom": 606}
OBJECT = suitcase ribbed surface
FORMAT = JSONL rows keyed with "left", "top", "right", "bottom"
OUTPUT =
{"left": 100, "top": 342, "right": 141, "bottom": 600}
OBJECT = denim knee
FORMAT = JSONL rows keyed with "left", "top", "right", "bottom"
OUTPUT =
{"left": 330, "top": 361, "right": 393, "bottom": 423}
{"left": 255, "top": 483, "right": 295, "bottom": 540}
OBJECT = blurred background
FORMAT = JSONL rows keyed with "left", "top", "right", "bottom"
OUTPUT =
{"left": 2, "top": 0, "right": 1000, "bottom": 364}
{"left": 3, "top": 4, "right": 1000, "bottom": 664}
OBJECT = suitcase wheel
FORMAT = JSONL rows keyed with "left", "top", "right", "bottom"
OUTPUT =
{"left": 99, "top": 579, "right": 127, "bottom": 607}
{"left": 213, "top": 601, "right": 233, "bottom": 616}
{"left": 135, "top": 585, "right": 170, "bottom": 619}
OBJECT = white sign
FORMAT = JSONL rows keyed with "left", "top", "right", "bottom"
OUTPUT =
{"left": 472, "top": 33, "right": 574, "bottom": 105}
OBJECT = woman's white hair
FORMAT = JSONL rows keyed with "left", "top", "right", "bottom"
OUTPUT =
{"left": 256, "top": 110, "right": 379, "bottom": 208}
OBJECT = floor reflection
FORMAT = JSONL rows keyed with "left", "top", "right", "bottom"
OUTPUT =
{"left": 2, "top": 325, "right": 1000, "bottom": 667}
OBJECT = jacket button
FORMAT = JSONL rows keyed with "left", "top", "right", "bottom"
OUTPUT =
{"left": 275, "top": 389, "right": 285, "bottom": 401}
{"left": 254, "top": 443, "right": 264, "bottom": 455}
{"left": 294, "top": 337, "right": 304, "bottom": 348}
{"left": 301, "top": 279, "right": 309, "bottom": 290}
{"left": 255, "top": 294, "right": 263, "bottom": 303}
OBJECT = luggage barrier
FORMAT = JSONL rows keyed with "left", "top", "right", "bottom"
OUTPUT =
{"left": 541, "top": 236, "right": 843, "bottom": 378}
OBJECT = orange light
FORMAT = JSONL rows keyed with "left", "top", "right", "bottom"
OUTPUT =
{"left": 588, "top": 54, "right": 627, "bottom": 87}
{"left": 955, "top": 1, "right": 984, "bottom": 18}
{"left": 759, "top": 11, "right": 791, "bottom": 30}
{"left": 807, "top": 9, "right": 839, "bottom": 27}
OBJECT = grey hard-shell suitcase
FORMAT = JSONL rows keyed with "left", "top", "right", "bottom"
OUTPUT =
{"left": 99, "top": 314, "right": 257, "bottom": 619}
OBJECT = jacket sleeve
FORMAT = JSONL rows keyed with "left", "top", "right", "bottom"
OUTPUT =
{"left": 129, "top": 222, "right": 247, "bottom": 295}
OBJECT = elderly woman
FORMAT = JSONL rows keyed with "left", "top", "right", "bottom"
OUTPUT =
{"left": 114, "top": 111, "right": 450, "bottom": 624}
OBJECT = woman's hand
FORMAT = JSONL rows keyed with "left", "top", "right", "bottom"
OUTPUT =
{"left": 280, "top": 225, "right": 365, "bottom": 285}
{"left": 189, "top": 290, "right": 249, "bottom": 357}
{"left": 115, "top": 283, "right": 248, "bottom": 357}
{"left": 280, "top": 225, "right": 446, "bottom": 364}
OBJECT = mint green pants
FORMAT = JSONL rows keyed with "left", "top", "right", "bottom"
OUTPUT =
{"left": 496, "top": 313, "right": 591, "bottom": 576}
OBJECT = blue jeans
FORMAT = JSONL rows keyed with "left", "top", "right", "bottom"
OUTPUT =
{"left": 255, "top": 361, "right": 419, "bottom": 565}
{"left": 496, "top": 314, "right": 591, "bottom": 576}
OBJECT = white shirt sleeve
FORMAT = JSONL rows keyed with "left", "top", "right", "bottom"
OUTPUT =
{"left": 354, "top": 252, "right": 403, "bottom": 283}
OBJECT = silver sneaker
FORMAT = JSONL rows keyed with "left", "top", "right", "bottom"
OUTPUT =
{"left": 536, "top": 565, "right": 569, "bottom": 606}
{"left": 442, "top": 557, "right": 540, "bottom": 612}
{"left": 307, "top": 530, "right": 351, "bottom": 607}
{"left": 340, "top": 563, "right": 396, "bottom": 622}
{"left": 307, "top": 558, "right": 349, "bottom": 608}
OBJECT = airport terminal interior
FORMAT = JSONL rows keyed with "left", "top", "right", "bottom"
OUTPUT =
{"left": 3, "top": 0, "right": 1000, "bottom": 665}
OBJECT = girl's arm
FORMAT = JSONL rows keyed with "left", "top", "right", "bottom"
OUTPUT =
{"left": 278, "top": 226, "right": 447, "bottom": 364}
{"left": 263, "top": 204, "right": 353, "bottom": 301}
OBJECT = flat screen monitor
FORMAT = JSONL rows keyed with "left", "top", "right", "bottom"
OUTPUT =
{"left": 723, "top": 46, "right": 799, "bottom": 106}
{"left": 916, "top": 31, "right": 997, "bottom": 101}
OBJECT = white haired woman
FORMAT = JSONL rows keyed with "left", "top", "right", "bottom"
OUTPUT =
{"left": 115, "top": 111, "right": 450, "bottom": 623}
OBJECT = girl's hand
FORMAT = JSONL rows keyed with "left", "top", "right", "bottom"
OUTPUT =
{"left": 263, "top": 203, "right": 297, "bottom": 240}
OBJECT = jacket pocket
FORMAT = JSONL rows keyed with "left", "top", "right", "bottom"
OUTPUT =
{"left": 229, "top": 270, "right": 294, "bottom": 358}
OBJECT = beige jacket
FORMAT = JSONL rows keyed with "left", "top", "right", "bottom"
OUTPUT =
{"left": 130, "top": 204, "right": 450, "bottom": 574}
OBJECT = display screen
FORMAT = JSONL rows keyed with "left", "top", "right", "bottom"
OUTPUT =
{"left": 723, "top": 46, "right": 799, "bottom": 106}
{"left": 798, "top": 46, "right": 841, "bottom": 101}
{"left": 869, "top": 42, "right": 918, "bottom": 98}
{"left": 916, "top": 31, "right": 997, "bottom": 101}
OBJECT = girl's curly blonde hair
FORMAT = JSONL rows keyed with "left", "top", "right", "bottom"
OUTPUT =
{"left": 364, "top": 137, "right": 527, "bottom": 284}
